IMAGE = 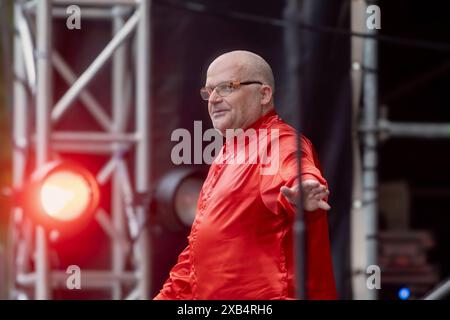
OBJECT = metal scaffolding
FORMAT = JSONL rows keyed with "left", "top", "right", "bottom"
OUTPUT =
{"left": 10, "top": 0, "right": 152, "bottom": 299}
{"left": 351, "top": 0, "right": 450, "bottom": 300}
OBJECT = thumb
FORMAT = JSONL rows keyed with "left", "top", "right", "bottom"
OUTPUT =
{"left": 318, "top": 200, "right": 331, "bottom": 211}
{"left": 280, "top": 185, "right": 294, "bottom": 197}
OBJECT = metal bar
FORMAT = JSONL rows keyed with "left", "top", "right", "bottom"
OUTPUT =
{"left": 17, "top": 219, "right": 33, "bottom": 276}
{"left": 16, "top": 4, "right": 36, "bottom": 93}
{"left": 95, "top": 209, "right": 130, "bottom": 254}
{"left": 35, "top": 0, "right": 51, "bottom": 167}
{"left": 134, "top": 0, "right": 151, "bottom": 300}
{"left": 50, "top": 131, "right": 138, "bottom": 143}
{"left": 12, "top": 2, "right": 28, "bottom": 194}
{"left": 118, "top": 160, "right": 139, "bottom": 238}
{"left": 424, "top": 278, "right": 450, "bottom": 300}
{"left": 283, "top": 0, "right": 305, "bottom": 300}
{"left": 7, "top": 209, "right": 23, "bottom": 299}
{"left": 52, "top": 7, "right": 117, "bottom": 19}
{"left": 350, "top": 0, "right": 369, "bottom": 301}
{"left": 51, "top": 9, "right": 140, "bottom": 122}
{"left": 16, "top": 272, "right": 36, "bottom": 285}
{"left": 18, "top": 271, "right": 137, "bottom": 288}
{"left": 25, "top": 0, "right": 137, "bottom": 11}
{"left": 35, "top": 165, "right": 50, "bottom": 300}
{"left": 379, "top": 120, "right": 450, "bottom": 139}
{"left": 113, "top": 12, "right": 130, "bottom": 133}
{"left": 52, "top": 52, "right": 113, "bottom": 131}
{"left": 35, "top": 0, "right": 52, "bottom": 300}
{"left": 12, "top": 9, "right": 28, "bottom": 276}
{"left": 112, "top": 8, "right": 128, "bottom": 299}
{"left": 361, "top": 0, "right": 379, "bottom": 300}
{"left": 53, "top": 0, "right": 139, "bottom": 6}
{"left": 52, "top": 142, "right": 131, "bottom": 154}
{"left": 25, "top": 4, "right": 133, "bottom": 19}
{"left": 22, "top": 0, "right": 38, "bottom": 12}
{"left": 118, "top": 160, "right": 134, "bottom": 206}
{"left": 53, "top": 271, "right": 137, "bottom": 288}
{"left": 96, "top": 156, "right": 120, "bottom": 185}
{"left": 125, "top": 287, "right": 140, "bottom": 300}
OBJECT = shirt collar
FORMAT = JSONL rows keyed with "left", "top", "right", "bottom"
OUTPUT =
{"left": 246, "top": 108, "right": 278, "bottom": 131}
{"left": 223, "top": 108, "right": 279, "bottom": 153}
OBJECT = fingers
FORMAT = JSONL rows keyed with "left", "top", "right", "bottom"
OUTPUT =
{"left": 282, "top": 181, "right": 330, "bottom": 210}
{"left": 301, "top": 180, "right": 319, "bottom": 192}
{"left": 290, "top": 184, "right": 299, "bottom": 193}
{"left": 306, "top": 183, "right": 331, "bottom": 211}
{"left": 308, "top": 186, "right": 323, "bottom": 197}
{"left": 281, "top": 183, "right": 299, "bottom": 195}
{"left": 318, "top": 200, "right": 331, "bottom": 211}
{"left": 280, "top": 186, "right": 295, "bottom": 198}
{"left": 283, "top": 183, "right": 331, "bottom": 211}
{"left": 313, "top": 189, "right": 329, "bottom": 200}
{"left": 280, "top": 185, "right": 298, "bottom": 205}
{"left": 308, "top": 185, "right": 329, "bottom": 200}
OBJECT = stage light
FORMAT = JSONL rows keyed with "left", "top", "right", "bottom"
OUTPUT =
{"left": 40, "top": 170, "right": 91, "bottom": 221}
{"left": 398, "top": 287, "right": 411, "bottom": 300}
{"left": 155, "top": 168, "right": 205, "bottom": 232}
{"left": 24, "top": 161, "right": 99, "bottom": 235}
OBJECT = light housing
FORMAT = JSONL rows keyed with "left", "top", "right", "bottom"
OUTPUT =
{"left": 24, "top": 160, "right": 100, "bottom": 236}
{"left": 155, "top": 168, "right": 205, "bottom": 232}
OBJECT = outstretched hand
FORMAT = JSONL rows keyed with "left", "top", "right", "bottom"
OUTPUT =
{"left": 280, "top": 179, "right": 331, "bottom": 211}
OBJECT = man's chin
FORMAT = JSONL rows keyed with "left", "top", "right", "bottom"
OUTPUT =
{"left": 212, "top": 121, "right": 229, "bottom": 135}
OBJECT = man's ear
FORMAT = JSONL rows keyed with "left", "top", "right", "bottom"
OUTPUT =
{"left": 260, "top": 85, "right": 273, "bottom": 105}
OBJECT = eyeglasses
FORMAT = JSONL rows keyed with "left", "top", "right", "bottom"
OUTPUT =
{"left": 200, "top": 80, "right": 263, "bottom": 101}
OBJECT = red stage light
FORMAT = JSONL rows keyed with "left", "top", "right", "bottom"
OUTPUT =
{"left": 25, "top": 161, "right": 100, "bottom": 236}
{"left": 40, "top": 170, "right": 92, "bottom": 222}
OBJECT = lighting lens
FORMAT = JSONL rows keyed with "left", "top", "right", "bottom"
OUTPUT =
{"left": 175, "top": 178, "right": 203, "bottom": 227}
{"left": 40, "top": 170, "right": 91, "bottom": 221}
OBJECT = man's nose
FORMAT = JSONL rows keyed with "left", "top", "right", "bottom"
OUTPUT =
{"left": 208, "top": 89, "right": 223, "bottom": 104}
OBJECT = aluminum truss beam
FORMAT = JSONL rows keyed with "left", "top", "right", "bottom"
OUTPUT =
{"left": 10, "top": 0, "right": 152, "bottom": 300}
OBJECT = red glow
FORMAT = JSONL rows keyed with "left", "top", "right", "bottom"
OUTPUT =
{"left": 24, "top": 161, "right": 100, "bottom": 235}
{"left": 40, "top": 170, "right": 91, "bottom": 221}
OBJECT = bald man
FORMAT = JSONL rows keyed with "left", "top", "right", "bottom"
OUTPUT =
{"left": 154, "top": 50, "right": 337, "bottom": 300}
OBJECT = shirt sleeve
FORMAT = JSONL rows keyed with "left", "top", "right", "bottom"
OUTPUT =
{"left": 260, "top": 132, "right": 328, "bottom": 219}
{"left": 153, "top": 244, "right": 193, "bottom": 300}
{"left": 304, "top": 208, "right": 338, "bottom": 299}
{"left": 259, "top": 132, "right": 337, "bottom": 299}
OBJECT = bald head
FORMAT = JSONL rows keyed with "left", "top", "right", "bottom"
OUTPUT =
{"left": 207, "top": 50, "right": 275, "bottom": 93}
{"left": 204, "top": 50, "right": 275, "bottom": 134}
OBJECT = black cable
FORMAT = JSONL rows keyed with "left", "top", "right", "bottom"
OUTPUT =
{"left": 154, "top": 0, "right": 450, "bottom": 53}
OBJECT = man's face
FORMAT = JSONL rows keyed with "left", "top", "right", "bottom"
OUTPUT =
{"left": 205, "top": 59, "right": 263, "bottom": 134}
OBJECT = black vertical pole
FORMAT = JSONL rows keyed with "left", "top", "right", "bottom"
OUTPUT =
{"left": 283, "top": 0, "right": 306, "bottom": 300}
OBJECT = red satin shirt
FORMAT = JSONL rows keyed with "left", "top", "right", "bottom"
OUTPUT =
{"left": 155, "top": 110, "right": 337, "bottom": 299}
